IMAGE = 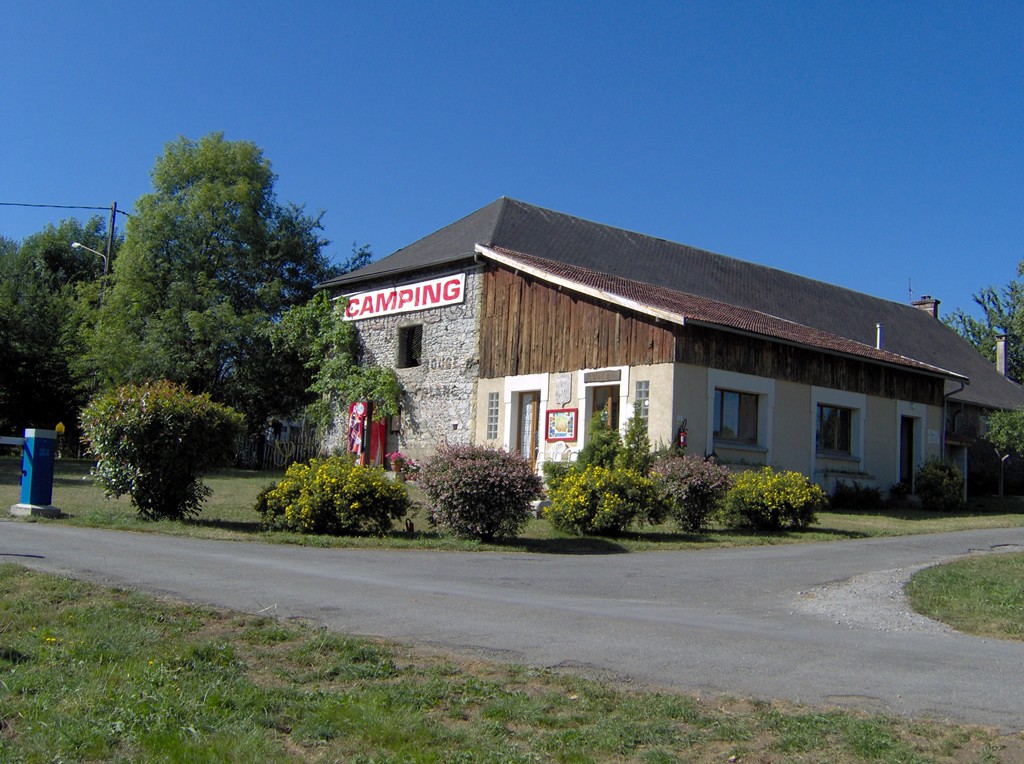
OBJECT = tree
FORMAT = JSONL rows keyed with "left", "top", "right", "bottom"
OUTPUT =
{"left": 272, "top": 291, "right": 402, "bottom": 429}
{"left": 946, "top": 262, "right": 1024, "bottom": 381}
{"left": 85, "top": 133, "right": 339, "bottom": 432}
{"left": 0, "top": 218, "right": 115, "bottom": 438}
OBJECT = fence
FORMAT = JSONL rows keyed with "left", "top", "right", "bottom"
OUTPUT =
{"left": 236, "top": 430, "right": 324, "bottom": 470}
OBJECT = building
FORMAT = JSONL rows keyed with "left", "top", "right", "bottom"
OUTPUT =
{"left": 318, "top": 198, "right": 1024, "bottom": 494}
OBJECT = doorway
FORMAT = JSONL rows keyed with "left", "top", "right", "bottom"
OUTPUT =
{"left": 591, "top": 385, "right": 621, "bottom": 431}
{"left": 516, "top": 391, "right": 540, "bottom": 470}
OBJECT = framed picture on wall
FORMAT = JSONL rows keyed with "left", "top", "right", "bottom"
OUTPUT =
{"left": 546, "top": 408, "right": 578, "bottom": 441}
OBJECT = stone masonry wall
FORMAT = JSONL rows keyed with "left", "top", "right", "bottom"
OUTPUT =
{"left": 324, "top": 266, "right": 483, "bottom": 463}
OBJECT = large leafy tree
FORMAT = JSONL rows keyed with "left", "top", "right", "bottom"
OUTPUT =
{"left": 86, "top": 133, "right": 339, "bottom": 431}
{"left": 945, "top": 261, "right": 1024, "bottom": 381}
{"left": 0, "top": 218, "right": 113, "bottom": 437}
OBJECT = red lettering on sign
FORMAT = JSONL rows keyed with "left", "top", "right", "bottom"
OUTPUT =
{"left": 375, "top": 291, "right": 397, "bottom": 313}
{"left": 443, "top": 278, "right": 462, "bottom": 301}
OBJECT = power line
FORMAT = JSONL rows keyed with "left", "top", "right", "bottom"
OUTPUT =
{"left": 0, "top": 201, "right": 131, "bottom": 216}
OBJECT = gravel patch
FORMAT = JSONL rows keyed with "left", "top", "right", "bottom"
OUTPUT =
{"left": 794, "top": 565, "right": 953, "bottom": 634}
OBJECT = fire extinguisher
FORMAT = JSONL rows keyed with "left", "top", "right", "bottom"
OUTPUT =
{"left": 677, "top": 419, "right": 688, "bottom": 449}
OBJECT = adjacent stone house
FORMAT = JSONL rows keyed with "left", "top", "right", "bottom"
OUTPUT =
{"left": 318, "top": 198, "right": 1024, "bottom": 494}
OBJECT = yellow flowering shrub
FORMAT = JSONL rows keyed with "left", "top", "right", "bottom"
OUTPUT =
{"left": 720, "top": 466, "right": 825, "bottom": 530}
{"left": 255, "top": 455, "right": 409, "bottom": 536}
{"left": 544, "top": 465, "right": 670, "bottom": 535}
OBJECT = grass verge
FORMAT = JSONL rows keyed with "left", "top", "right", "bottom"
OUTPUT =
{"left": 0, "top": 563, "right": 1017, "bottom": 763}
{"left": 906, "top": 552, "right": 1024, "bottom": 641}
{"left": 5, "top": 458, "right": 1024, "bottom": 553}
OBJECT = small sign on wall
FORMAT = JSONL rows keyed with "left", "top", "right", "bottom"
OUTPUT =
{"left": 554, "top": 373, "right": 572, "bottom": 405}
{"left": 546, "top": 408, "right": 578, "bottom": 441}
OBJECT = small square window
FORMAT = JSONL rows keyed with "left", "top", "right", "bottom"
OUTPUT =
{"left": 398, "top": 325, "right": 423, "bottom": 368}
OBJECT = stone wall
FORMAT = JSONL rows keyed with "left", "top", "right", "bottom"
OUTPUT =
{"left": 325, "top": 266, "right": 483, "bottom": 462}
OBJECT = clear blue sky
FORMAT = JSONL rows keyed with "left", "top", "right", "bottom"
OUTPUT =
{"left": 3, "top": 1, "right": 1021, "bottom": 321}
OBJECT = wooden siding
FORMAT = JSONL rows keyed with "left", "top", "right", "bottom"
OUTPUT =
{"left": 480, "top": 265, "right": 945, "bottom": 406}
{"left": 479, "top": 266, "right": 675, "bottom": 376}
{"left": 679, "top": 324, "right": 944, "bottom": 406}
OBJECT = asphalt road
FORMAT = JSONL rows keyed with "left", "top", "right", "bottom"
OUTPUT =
{"left": 2, "top": 521, "right": 1023, "bottom": 730}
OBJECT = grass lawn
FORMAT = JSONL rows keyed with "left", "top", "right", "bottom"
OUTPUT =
{"left": 5, "top": 457, "right": 1024, "bottom": 553}
{"left": 0, "top": 563, "right": 1018, "bottom": 763}
{"left": 906, "top": 552, "right": 1024, "bottom": 642}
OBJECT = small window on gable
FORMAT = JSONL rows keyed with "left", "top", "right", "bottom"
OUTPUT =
{"left": 398, "top": 325, "right": 423, "bottom": 368}
{"left": 817, "top": 405, "right": 853, "bottom": 454}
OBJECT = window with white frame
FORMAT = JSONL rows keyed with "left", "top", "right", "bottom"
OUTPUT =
{"left": 634, "top": 380, "right": 650, "bottom": 422}
{"left": 486, "top": 392, "right": 500, "bottom": 440}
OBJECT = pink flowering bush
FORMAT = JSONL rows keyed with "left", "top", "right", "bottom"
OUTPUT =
{"left": 419, "top": 444, "right": 543, "bottom": 541}
{"left": 652, "top": 455, "right": 731, "bottom": 533}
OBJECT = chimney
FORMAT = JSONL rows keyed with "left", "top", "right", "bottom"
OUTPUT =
{"left": 875, "top": 323, "right": 883, "bottom": 350}
{"left": 912, "top": 295, "right": 940, "bottom": 319}
{"left": 996, "top": 334, "right": 1008, "bottom": 376}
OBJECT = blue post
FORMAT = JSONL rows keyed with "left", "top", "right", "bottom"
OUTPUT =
{"left": 10, "top": 429, "right": 60, "bottom": 517}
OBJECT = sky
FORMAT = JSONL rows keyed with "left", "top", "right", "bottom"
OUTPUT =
{"left": 2, "top": 1, "right": 1021, "bottom": 320}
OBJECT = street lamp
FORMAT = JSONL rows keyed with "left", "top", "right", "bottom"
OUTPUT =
{"left": 71, "top": 241, "right": 109, "bottom": 304}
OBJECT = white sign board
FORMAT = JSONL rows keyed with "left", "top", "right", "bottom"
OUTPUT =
{"left": 341, "top": 273, "right": 466, "bottom": 321}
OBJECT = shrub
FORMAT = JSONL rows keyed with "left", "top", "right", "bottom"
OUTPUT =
{"left": 542, "top": 459, "right": 574, "bottom": 492}
{"left": 575, "top": 413, "right": 621, "bottom": 469}
{"left": 80, "top": 380, "right": 244, "bottom": 520}
{"left": 256, "top": 455, "right": 409, "bottom": 535}
{"left": 720, "top": 467, "right": 825, "bottom": 531}
{"left": 419, "top": 444, "right": 543, "bottom": 541}
{"left": 616, "top": 401, "right": 654, "bottom": 474}
{"left": 828, "top": 480, "right": 885, "bottom": 510}
{"left": 545, "top": 465, "right": 671, "bottom": 535}
{"left": 914, "top": 459, "right": 965, "bottom": 512}
{"left": 653, "top": 454, "right": 731, "bottom": 532}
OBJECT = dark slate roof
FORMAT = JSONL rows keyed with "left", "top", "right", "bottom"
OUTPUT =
{"left": 320, "top": 197, "right": 1024, "bottom": 409}
{"left": 487, "top": 247, "right": 960, "bottom": 379}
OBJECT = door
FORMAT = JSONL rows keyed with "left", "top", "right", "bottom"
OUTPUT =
{"left": 592, "top": 385, "right": 621, "bottom": 430}
{"left": 516, "top": 391, "right": 540, "bottom": 470}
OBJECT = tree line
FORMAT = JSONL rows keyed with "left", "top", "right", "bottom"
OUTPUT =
{"left": 0, "top": 132, "right": 386, "bottom": 451}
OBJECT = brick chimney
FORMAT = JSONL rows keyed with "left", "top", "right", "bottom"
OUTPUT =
{"left": 912, "top": 295, "right": 940, "bottom": 319}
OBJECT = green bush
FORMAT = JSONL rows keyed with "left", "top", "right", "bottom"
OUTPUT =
{"left": 80, "top": 380, "right": 244, "bottom": 520}
{"left": 419, "top": 444, "right": 543, "bottom": 541}
{"left": 914, "top": 459, "right": 965, "bottom": 512}
{"left": 575, "top": 413, "right": 621, "bottom": 469}
{"left": 828, "top": 480, "right": 885, "bottom": 510}
{"left": 720, "top": 467, "right": 825, "bottom": 531}
{"left": 653, "top": 454, "right": 731, "bottom": 532}
{"left": 256, "top": 455, "right": 409, "bottom": 535}
{"left": 544, "top": 465, "right": 671, "bottom": 535}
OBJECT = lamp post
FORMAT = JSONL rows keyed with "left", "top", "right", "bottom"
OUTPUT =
{"left": 71, "top": 241, "right": 108, "bottom": 304}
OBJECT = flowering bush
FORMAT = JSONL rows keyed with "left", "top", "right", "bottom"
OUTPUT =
{"left": 80, "top": 380, "right": 244, "bottom": 520}
{"left": 653, "top": 454, "right": 731, "bottom": 532}
{"left": 256, "top": 455, "right": 409, "bottom": 536}
{"left": 545, "top": 465, "right": 671, "bottom": 535}
{"left": 419, "top": 444, "right": 543, "bottom": 541}
{"left": 385, "top": 450, "right": 419, "bottom": 476}
{"left": 914, "top": 459, "right": 965, "bottom": 512}
{"left": 720, "top": 467, "right": 825, "bottom": 531}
